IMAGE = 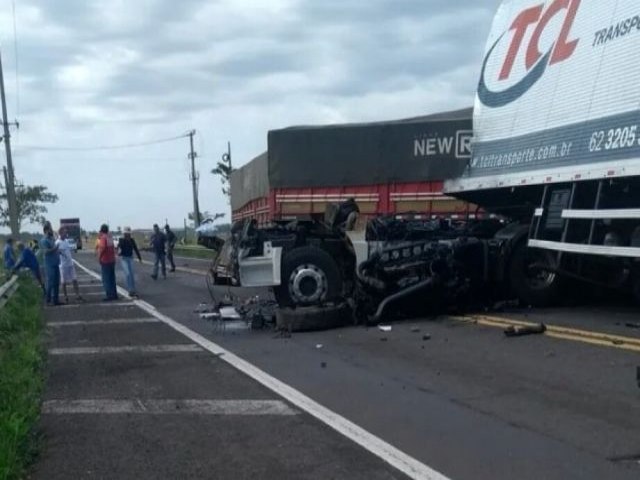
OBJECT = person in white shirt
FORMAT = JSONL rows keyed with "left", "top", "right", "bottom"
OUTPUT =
{"left": 56, "top": 227, "right": 83, "bottom": 303}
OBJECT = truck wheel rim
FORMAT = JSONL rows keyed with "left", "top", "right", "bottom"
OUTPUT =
{"left": 289, "top": 264, "right": 327, "bottom": 304}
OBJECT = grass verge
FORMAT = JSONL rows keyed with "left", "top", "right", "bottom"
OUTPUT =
{"left": 0, "top": 277, "right": 45, "bottom": 480}
{"left": 173, "top": 246, "right": 218, "bottom": 261}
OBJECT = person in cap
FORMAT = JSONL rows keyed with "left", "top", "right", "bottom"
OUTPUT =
{"left": 56, "top": 227, "right": 83, "bottom": 303}
{"left": 165, "top": 224, "right": 177, "bottom": 272}
{"left": 117, "top": 227, "right": 142, "bottom": 297}
{"left": 149, "top": 223, "right": 167, "bottom": 280}
{"left": 3, "top": 237, "right": 15, "bottom": 270}
{"left": 95, "top": 224, "right": 118, "bottom": 301}
{"left": 12, "top": 242, "right": 45, "bottom": 293}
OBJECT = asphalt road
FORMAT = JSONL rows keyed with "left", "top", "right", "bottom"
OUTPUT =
{"left": 56, "top": 251, "right": 640, "bottom": 479}
{"left": 33, "top": 266, "right": 410, "bottom": 480}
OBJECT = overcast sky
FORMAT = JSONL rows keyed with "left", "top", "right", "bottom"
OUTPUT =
{"left": 0, "top": 0, "right": 499, "bottom": 232}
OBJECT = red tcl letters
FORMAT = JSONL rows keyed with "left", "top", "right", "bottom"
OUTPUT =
{"left": 499, "top": 0, "right": 581, "bottom": 81}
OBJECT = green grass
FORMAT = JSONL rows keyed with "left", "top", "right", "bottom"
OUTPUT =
{"left": 0, "top": 278, "right": 45, "bottom": 480}
{"left": 173, "top": 246, "right": 218, "bottom": 261}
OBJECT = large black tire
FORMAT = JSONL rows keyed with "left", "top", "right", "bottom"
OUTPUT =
{"left": 276, "top": 303, "right": 350, "bottom": 332}
{"left": 509, "top": 241, "right": 562, "bottom": 307}
{"left": 274, "top": 246, "right": 343, "bottom": 307}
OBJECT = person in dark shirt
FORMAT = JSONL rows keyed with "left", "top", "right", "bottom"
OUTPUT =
{"left": 13, "top": 242, "right": 45, "bottom": 293}
{"left": 165, "top": 224, "right": 177, "bottom": 272}
{"left": 4, "top": 238, "right": 15, "bottom": 270}
{"left": 149, "top": 223, "right": 167, "bottom": 280}
{"left": 117, "top": 227, "right": 142, "bottom": 297}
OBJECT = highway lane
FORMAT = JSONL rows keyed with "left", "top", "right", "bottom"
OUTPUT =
{"left": 34, "top": 266, "right": 411, "bottom": 480}
{"left": 75, "top": 250, "right": 640, "bottom": 480}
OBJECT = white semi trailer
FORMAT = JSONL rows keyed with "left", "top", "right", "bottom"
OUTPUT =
{"left": 447, "top": 0, "right": 640, "bottom": 303}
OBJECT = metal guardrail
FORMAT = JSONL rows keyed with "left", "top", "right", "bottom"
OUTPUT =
{"left": 0, "top": 275, "right": 19, "bottom": 308}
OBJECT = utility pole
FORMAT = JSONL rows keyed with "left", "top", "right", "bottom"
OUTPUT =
{"left": 223, "top": 141, "right": 232, "bottom": 170}
{"left": 0, "top": 51, "right": 19, "bottom": 236}
{"left": 188, "top": 130, "right": 201, "bottom": 227}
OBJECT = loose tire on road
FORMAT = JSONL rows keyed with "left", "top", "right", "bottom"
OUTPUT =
{"left": 509, "top": 241, "right": 562, "bottom": 307}
{"left": 276, "top": 303, "right": 350, "bottom": 332}
{"left": 274, "top": 246, "right": 343, "bottom": 307}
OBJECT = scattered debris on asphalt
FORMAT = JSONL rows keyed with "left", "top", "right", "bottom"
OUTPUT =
{"left": 316, "top": 344, "right": 323, "bottom": 349}
{"left": 380, "top": 337, "right": 388, "bottom": 342}
{"left": 625, "top": 322, "right": 640, "bottom": 329}
{"left": 504, "top": 323, "right": 547, "bottom": 337}
{"left": 378, "top": 325, "right": 392, "bottom": 332}
{"left": 220, "top": 306, "right": 241, "bottom": 320}
{"left": 321, "top": 362, "right": 327, "bottom": 369}
{"left": 197, "top": 293, "right": 278, "bottom": 331}
{"left": 410, "top": 326, "right": 421, "bottom": 333}
{"left": 422, "top": 334, "right": 431, "bottom": 341}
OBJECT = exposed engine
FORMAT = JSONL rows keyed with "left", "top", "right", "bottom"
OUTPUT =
{"left": 353, "top": 236, "right": 490, "bottom": 323}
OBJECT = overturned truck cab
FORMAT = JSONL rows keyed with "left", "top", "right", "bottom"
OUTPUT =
{"left": 214, "top": 200, "right": 546, "bottom": 327}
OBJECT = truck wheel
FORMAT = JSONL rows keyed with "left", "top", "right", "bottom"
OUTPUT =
{"left": 509, "top": 241, "right": 561, "bottom": 307}
{"left": 276, "top": 303, "right": 350, "bottom": 332}
{"left": 275, "top": 246, "right": 343, "bottom": 307}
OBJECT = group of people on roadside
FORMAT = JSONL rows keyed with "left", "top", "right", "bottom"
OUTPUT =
{"left": 4, "top": 221, "right": 180, "bottom": 305}
{"left": 95, "top": 223, "right": 178, "bottom": 299}
{"left": 4, "top": 222, "right": 83, "bottom": 306}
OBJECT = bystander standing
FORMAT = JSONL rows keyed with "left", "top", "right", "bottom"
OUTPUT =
{"left": 165, "top": 224, "right": 177, "bottom": 272}
{"left": 40, "top": 223, "right": 62, "bottom": 306}
{"left": 95, "top": 224, "right": 118, "bottom": 301}
{"left": 56, "top": 227, "right": 84, "bottom": 303}
{"left": 117, "top": 227, "right": 142, "bottom": 297}
{"left": 150, "top": 223, "right": 167, "bottom": 280}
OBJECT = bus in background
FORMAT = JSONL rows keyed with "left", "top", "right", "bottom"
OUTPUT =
{"left": 59, "top": 218, "right": 83, "bottom": 250}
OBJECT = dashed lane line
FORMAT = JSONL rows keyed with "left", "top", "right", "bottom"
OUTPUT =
{"left": 74, "top": 259, "right": 451, "bottom": 480}
{"left": 48, "top": 318, "right": 159, "bottom": 327}
{"left": 49, "top": 345, "right": 202, "bottom": 355}
{"left": 56, "top": 302, "right": 137, "bottom": 309}
{"left": 42, "top": 399, "right": 298, "bottom": 416}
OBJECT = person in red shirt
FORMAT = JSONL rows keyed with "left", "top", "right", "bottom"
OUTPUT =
{"left": 95, "top": 224, "right": 118, "bottom": 301}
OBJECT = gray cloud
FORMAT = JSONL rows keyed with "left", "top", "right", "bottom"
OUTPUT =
{"left": 0, "top": 0, "right": 500, "bottom": 231}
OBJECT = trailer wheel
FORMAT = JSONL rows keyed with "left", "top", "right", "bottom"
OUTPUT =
{"left": 275, "top": 246, "right": 343, "bottom": 307}
{"left": 509, "top": 241, "right": 561, "bottom": 307}
{"left": 276, "top": 303, "right": 350, "bottom": 332}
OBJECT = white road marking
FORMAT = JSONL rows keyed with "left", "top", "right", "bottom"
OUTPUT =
{"left": 57, "top": 302, "right": 137, "bottom": 309}
{"left": 74, "top": 260, "right": 451, "bottom": 480}
{"left": 48, "top": 318, "right": 159, "bottom": 327}
{"left": 49, "top": 345, "right": 202, "bottom": 355}
{"left": 42, "top": 399, "right": 298, "bottom": 416}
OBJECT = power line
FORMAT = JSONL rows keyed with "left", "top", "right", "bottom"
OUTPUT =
{"left": 19, "top": 133, "right": 191, "bottom": 152}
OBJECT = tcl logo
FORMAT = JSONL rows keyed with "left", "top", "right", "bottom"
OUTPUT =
{"left": 478, "top": 0, "right": 581, "bottom": 108}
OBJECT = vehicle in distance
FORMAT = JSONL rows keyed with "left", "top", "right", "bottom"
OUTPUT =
{"left": 60, "top": 218, "right": 83, "bottom": 250}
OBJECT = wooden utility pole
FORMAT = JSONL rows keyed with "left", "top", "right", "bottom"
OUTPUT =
{"left": 188, "top": 130, "right": 201, "bottom": 227}
{"left": 0, "top": 51, "right": 19, "bottom": 236}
